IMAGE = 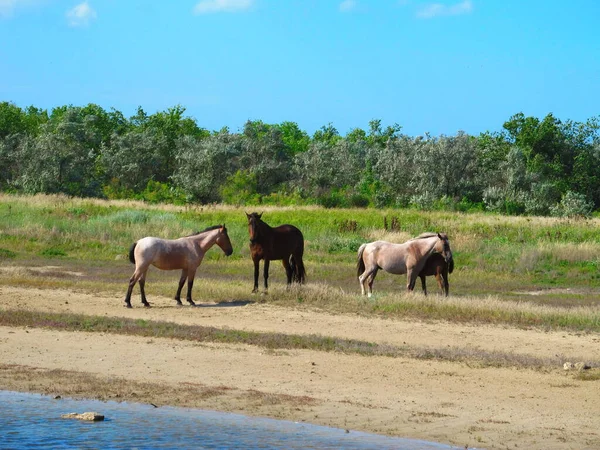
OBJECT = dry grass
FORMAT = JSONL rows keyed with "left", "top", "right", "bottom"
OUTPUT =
{"left": 264, "top": 283, "right": 600, "bottom": 332}
{"left": 1, "top": 309, "right": 596, "bottom": 370}
{"left": 365, "top": 229, "right": 413, "bottom": 243}
{"left": 0, "top": 363, "right": 318, "bottom": 410}
{"left": 0, "top": 193, "right": 326, "bottom": 214}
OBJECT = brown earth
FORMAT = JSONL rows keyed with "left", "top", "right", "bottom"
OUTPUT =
{"left": 1, "top": 285, "right": 599, "bottom": 449}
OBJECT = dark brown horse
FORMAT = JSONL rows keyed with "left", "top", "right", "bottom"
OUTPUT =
{"left": 125, "top": 225, "right": 233, "bottom": 308}
{"left": 418, "top": 253, "right": 454, "bottom": 297}
{"left": 246, "top": 212, "right": 306, "bottom": 293}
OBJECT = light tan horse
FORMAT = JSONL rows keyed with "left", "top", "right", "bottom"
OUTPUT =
{"left": 124, "top": 225, "right": 233, "bottom": 308}
{"left": 357, "top": 232, "right": 453, "bottom": 297}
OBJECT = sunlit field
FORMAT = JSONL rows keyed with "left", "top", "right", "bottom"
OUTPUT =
{"left": 1, "top": 193, "right": 600, "bottom": 331}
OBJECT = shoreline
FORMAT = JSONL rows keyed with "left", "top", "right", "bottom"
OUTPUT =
{"left": 1, "top": 286, "right": 600, "bottom": 449}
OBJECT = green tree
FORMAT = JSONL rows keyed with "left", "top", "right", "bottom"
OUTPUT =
{"left": 133, "top": 105, "right": 209, "bottom": 182}
{"left": 0, "top": 102, "right": 47, "bottom": 138}
{"left": 100, "top": 129, "right": 167, "bottom": 192}
{"left": 366, "top": 119, "right": 402, "bottom": 148}
{"left": 275, "top": 121, "right": 310, "bottom": 156}
{"left": 409, "top": 132, "right": 480, "bottom": 206}
{"left": 171, "top": 133, "right": 240, "bottom": 203}
{"left": 12, "top": 131, "right": 100, "bottom": 196}
{"left": 503, "top": 113, "right": 572, "bottom": 188}
{"left": 312, "top": 123, "right": 340, "bottom": 145}
{"left": 239, "top": 120, "right": 293, "bottom": 195}
{"left": 293, "top": 139, "right": 366, "bottom": 196}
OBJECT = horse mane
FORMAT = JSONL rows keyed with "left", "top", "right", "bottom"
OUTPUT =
{"left": 187, "top": 225, "right": 223, "bottom": 237}
{"left": 409, "top": 232, "right": 437, "bottom": 241}
{"left": 412, "top": 232, "right": 448, "bottom": 240}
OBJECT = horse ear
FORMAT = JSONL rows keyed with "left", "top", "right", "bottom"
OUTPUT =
{"left": 258, "top": 212, "right": 263, "bottom": 219}
{"left": 438, "top": 233, "right": 443, "bottom": 240}
{"left": 245, "top": 212, "right": 250, "bottom": 218}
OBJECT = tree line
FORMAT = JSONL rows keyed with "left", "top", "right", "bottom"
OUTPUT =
{"left": 1, "top": 101, "right": 599, "bottom": 217}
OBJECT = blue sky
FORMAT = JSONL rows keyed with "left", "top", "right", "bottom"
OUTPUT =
{"left": 0, "top": 0, "right": 598, "bottom": 136}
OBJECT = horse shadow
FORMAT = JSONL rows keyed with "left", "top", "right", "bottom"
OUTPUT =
{"left": 136, "top": 300, "right": 256, "bottom": 309}
{"left": 193, "top": 300, "right": 255, "bottom": 308}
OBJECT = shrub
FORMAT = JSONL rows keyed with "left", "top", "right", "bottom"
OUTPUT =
{"left": 0, "top": 248, "right": 16, "bottom": 259}
{"left": 40, "top": 248, "right": 67, "bottom": 257}
{"left": 551, "top": 191, "right": 594, "bottom": 218}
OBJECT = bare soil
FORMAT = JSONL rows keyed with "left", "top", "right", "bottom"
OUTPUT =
{"left": 1, "top": 285, "right": 599, "bottom": 449}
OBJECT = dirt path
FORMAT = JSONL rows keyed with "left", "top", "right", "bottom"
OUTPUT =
{"left": 1, "top": 285, "right": 599, "bottom": 449}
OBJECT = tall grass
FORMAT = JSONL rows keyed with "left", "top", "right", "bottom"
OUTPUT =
{"left": 1, "top": 193, "right": 600, "bottom": 320}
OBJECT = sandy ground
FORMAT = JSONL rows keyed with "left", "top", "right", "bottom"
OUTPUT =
{"left": 1, "top": 285, "right": 599, "bottom": 449}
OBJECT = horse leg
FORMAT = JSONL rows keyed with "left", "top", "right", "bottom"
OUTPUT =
{"left": 185, "top": 268, "right": 197, "bottom": 306}
{"left": 282, "top": 258, "right": 293, "bottom": 286}
{"left": 443, "top": 268, "right": 449, "bottom": 297}
{"left": 252, "top": 259, "right": 260, "bottom": 293}
{"left": 263, "top": 259, "right": 270, "bottom": 291}
{"left": 406, "top": 269, "right": 418, "bottom": 292}
{"left": 367, "top": 269, "right": 378, "bottom": 298}
{"left": 358, "top": 267, "right": 374, "bottom": 297}
{"left": 420, "top": 274, "right": 427, "bottom": 296}
{"left": 124, "top": 273, "right": 137, "bottom": 308}
{"left": 358, "top": 274, "right": 366, "bottom": 296}
{"left": 290, "top": 252, "right": 306, "bottom": 284}
{"left": 125, "top": 268, "right": 147, "bottom": 308}
{"left": 174, "top": 269, "right": 188, "bottom": 305}
{"left": 435, "top": 272, "right": 444, "bottom": 296}
{"left": 139, "top": 274, "right": 150, "bottom": 307}
{"left": 358, "top": 269, "right": 368, "bottom": 295}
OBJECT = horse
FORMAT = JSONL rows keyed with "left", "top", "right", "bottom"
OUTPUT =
{"left": 418, "top": 252, "right": 454, "bottom": 297}
{"left": 246, "top": 212, "right": 306, "bottom": 293}
{"left": 124, "top": 225, "right": 233, "bottom": 308}
{"left": 357, "top": 232, "right": 453, "bottom": 297}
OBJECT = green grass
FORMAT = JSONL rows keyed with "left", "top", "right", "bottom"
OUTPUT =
{"left": 2, "top": 193, "right": 600, "bottom": 326}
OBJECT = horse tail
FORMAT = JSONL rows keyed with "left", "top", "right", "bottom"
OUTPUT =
{"left": 128, "top": 242, "right": 137, "bottom": 265}
{"left": 448, "top": 257, "right": 454, "bottom": 274}
{"left": 290, "top": 254, "right": 307, "bottom": 284}
{"left": 290, "top": 230, "right": 306, "bottom": 284}
{"left": 357, "top": 243, "right": 367, "bottom": 278}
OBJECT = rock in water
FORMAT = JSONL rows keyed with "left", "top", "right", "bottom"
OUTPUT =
{"left": 61, "top": 412, "right": 105, "bottom": 421}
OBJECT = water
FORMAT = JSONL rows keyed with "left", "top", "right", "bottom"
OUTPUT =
{"left": 0, "top": 391, "right": 461, "bottom": 449}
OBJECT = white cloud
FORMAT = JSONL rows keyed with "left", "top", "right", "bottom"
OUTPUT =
{"left": 0, "top": 0, "right": 17, "bottom": 17}
{"left": 339, "top": 0, "right": 357, "bottom": 12}
{"left": 416, "top": 0, "right": 472, "bottom": 19}
{"left": 0, "top": 0, "right": 41, "bottom": 18}
{"left": 193, "top": 0, "right": 253, "bottom": 15}
{"left": 66, "top": 1, "right": 97, "bottom": 27}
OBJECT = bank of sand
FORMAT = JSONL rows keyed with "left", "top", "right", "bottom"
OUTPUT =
{"left": 0, "top": 285, "right": 599, "bottom": 449}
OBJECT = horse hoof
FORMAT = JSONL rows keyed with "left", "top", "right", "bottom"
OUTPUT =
{"left": 187, "top": 301, "right": 196, "bottom": 306}
{"left": 143, "top": 303, "right": 151, "bottom": 308}
{"left": 125, "top": 303, "right": 132, "bottom": 309}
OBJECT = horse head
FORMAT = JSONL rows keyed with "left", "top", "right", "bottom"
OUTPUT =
{"left": 216, "top": 224, "right": 234, "bottom": 256}
{"left": 436, "top": 233, "right": 453, "bottom": 264}
{"left": 246, "top": 212, "right": 264, "bottom": 244}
